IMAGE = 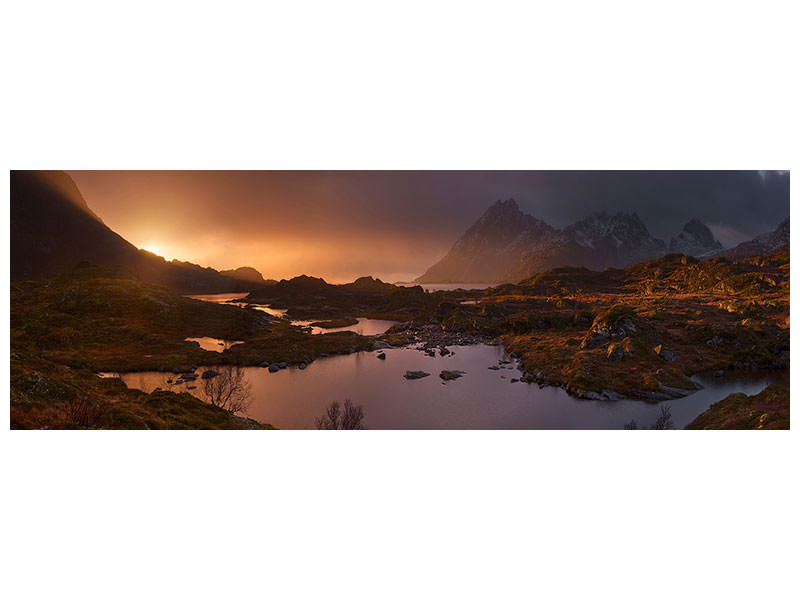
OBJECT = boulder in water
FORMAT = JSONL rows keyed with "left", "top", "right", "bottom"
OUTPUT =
{"left": 404, "top": 370, "right": 430, "bottom": 380}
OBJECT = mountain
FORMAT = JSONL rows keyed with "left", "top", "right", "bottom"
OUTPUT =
{"left": 417, "top": 199, "right": 672, "bottom": 284}
{"left": 219, "top": 266, "right": 276, "bottom": 285}
{"left": 415, "top": 199, "right": 557, "bottom": 283}
{"left": 716, "top": 218, "right": 790, "bottom": 259}
{"left": 668, "top": 219, "right": 722, "bottom": 256}
{"left": 500, "top": 212, "right": 668, "bottom": 283}
{"left": 10, "top": 170, "right": 251, "bottom": 293}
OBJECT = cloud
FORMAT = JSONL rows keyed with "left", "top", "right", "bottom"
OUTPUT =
{"left": 67, "top": 170, "right": 789, "bottom": 281}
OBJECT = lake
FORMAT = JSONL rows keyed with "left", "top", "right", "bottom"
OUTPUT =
{"left": 100, "top": 344, "right": 787, "bottom": 430}
{"left": 185, "top": 293, "right": 395, "bottom": 333}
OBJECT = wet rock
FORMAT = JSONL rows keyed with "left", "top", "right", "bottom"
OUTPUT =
{"left": 653, "top": 344, "right": 676, "bottom": 362}
{"left": 488, "top": 365, "right": 500, "bottom": 370}
{"left": 278, "top": 362, "right": 288, "bottom": 369}
{"left": 373, "top": 341, "right": 392, "bottom": 349}
{"left": 377, "top": 352, "right": 386, "bottom": 360}
{"left": 404, "top": 370, "right": 430, "bottom": 380}
{"left": 439, "top": 370, "right": 464, "bottom": 381}
{"left": 154, "top": 387, "right": 163, "bottom": 392}
{"left": 299, "top": 363, "right": 307, "bottom": 370}
{"left": 439, "top": 346, "right": 451, "bottom": 356}
{"left": 201, "top": 370, "right": 219, "bottom": 379}
{"left": 510, "top": 378, "right": 519, "bottom": 383}
{"left": 259, "top": 361, "right": 270, "bottom": 368}
{"left": 268, "top": 364, "right": 280, "bottom": 373}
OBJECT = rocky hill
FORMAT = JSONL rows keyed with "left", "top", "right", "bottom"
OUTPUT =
{"left": 11, "top": 170, "right": 252, "bottom": 293}
{"left": 219, "top": 266, "right": 276, "bottom": 285}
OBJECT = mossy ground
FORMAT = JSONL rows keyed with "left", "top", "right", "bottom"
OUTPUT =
{"left": 10, "top": 247, "right": 790, "bottom": 428}
{"left": 686, "top": 385, "right": 789, "bottom": 429}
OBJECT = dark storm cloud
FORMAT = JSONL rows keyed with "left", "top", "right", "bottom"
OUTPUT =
{"left": 68, "top": 170, "right": 789, "bottom": 281}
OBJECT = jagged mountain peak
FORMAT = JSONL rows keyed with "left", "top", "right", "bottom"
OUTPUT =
{"left": 669, "top": 219, "right": 722, "bottom": 256}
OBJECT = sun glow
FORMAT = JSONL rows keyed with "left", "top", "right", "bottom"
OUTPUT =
{"left": 141, "top": 244, "right": 169, "bottom": 259}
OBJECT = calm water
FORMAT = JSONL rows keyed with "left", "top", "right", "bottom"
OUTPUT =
{"left": 101, "top": 344, "right": 787, "bottom": 429}
{"left": 184, "top": 337, "right": 244, "bottom": 352}
{"left": 292, "top": 318, "right": 399, "bottom": 335}
{"left": 186, "top": 293, "right": 394, "bottom": 333}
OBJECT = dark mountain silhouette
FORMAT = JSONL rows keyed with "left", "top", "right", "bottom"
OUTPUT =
{"left": 219, "top": 266, "right": 276, "bottom": 285}
{"left": 10, "top": 170, "right": 252, "bottom": 293}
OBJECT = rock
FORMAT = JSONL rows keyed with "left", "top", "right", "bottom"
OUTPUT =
{"left": 607, "top": 345, "right": 625, "bottom": 361}
{"left": 268, "top": 364, "right": 280, "bottom": 373}
{"left": 653, "top": 344, "right": 676, "bottom": 362}
{"left": 706, "top": 336, "right": 724, "bottom": 348}
{"left": 373, "top": 341, "right": 392, "bottom": 349}
{"left": 201, "top": 370, "right": 219, "bottom": 379}
{"left": 713, "top": 370, "right": 724, "bottom": 377}
{"left": 404, "top": 370, "right": 430, "bottom": 380}
{"left": 259, "top": 361, "right": 270, "bottom": 368}
{"left": 439, "top": 370, "right": 464, "bottom": 381}
{"left": 187, "top": 385, "right": 197, "bottom": 390}
{"left": 488, "top": 365, "right": 500, "bottom": 370}
{"left": 510, "top": 378, "right": 519, "bottom": 383}
{"left": 439, "top": 346, "right": 451, "bottom": 356}
{"left": 377, "top": 352, "right": 386, "bottom": 360}
{"left": 656, "top": 368, "right": 667, "bottom": 376}
{"left": 154, "top": 387, "right": 163, "bottom": 392}
{"left": 278, "top": 362, "right": 288, "bottom": 368}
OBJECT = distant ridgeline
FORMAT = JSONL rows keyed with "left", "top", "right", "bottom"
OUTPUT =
{"left": 416, "top": 198, "right": 790, "bottom": 284}
{"left": 10, "top": 171, "right": 270, "bottom": 293}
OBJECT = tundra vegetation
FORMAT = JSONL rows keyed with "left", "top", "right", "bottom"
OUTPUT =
{"left": 10, "top": 244, "right": 790, "bottom": 429}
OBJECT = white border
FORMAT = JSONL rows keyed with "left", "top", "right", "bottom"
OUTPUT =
{"left": 2, "top": 2, "right": 797, "bottom": 599}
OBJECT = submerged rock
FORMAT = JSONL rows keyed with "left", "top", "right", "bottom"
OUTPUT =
{"left": 201, "top": 370, "right": 219, "bottom": 379}
{"left": 404, "top": 370, "right": 430, "bottom": 380}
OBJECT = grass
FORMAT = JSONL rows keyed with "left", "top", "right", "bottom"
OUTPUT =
{"left": 686, "top": 385, "right": 789, "bottom": 429}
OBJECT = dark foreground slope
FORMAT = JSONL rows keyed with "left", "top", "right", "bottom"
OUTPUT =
{"left": 10, "top": 266, "right": 382, "bottom": 428}
{"left": 686, "top": 385, "right": 789, "bottom": 429}
{"left": 10, "top": 170, "right": 249, "bottom": 293}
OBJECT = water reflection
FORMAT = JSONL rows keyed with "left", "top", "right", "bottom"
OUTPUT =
{"left": 100, "top": 344, "right": 788, "bottom": 430}
{"left": 184, "top": 337, "right": 244, "bottom": 352}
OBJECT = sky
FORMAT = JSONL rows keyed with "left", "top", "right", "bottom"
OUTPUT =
{"left": 68, "top": 170, "right": 790, "bottom": 283}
